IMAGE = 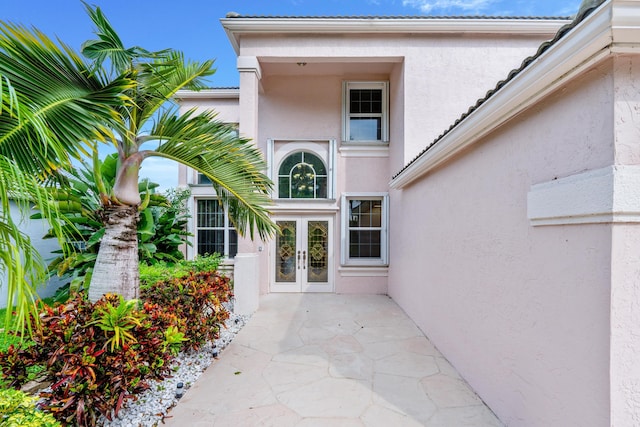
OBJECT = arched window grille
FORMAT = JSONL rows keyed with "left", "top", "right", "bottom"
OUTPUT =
{"left": 278, "top": 151, "right": 327, "bottom": 199}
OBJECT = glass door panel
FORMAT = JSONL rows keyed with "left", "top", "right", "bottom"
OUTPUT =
{"left": 276, "top": 220, "right": 297, "bottom": 283}
{"left": 307, "top": 221, "right": 328, "bottom": 283}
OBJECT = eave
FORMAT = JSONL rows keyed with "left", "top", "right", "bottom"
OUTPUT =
{"left": 221, "top": 16, "right": 569, "bottom": 55}
{"left": 175, "top": 88, "right": 239, "bottom": 101}
{"left": 390, "top": 1, "right": 624, "bottom": 189}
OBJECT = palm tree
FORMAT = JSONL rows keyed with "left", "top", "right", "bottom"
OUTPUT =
{"left": 79, "top": 5, "right": 275, "bottom": 301}
{"left": 0, "top": 22, "right": 134, "bottom": 330}
{"left": 1, "top": 4, "right": 276, "bottom": 308}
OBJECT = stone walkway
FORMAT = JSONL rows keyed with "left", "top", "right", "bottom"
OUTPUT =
{"left": 165, "top": 294, "right": 503, "bottom": 426}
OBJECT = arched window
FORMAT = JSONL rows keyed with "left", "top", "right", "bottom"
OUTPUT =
{"left": 278, "top": 151, "right": 327, "bottom": 199}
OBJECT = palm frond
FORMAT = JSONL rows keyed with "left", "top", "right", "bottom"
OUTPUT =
{"left": 145, "top": 108, "right": 276, "bottom": 240}
{"left": 133, "top": 52, "right": 215, "bottom": 135}
{"left": 0, "top": 155, "right": 60, "bottom": 334}
{"left": 0, "top": 21, "right": 134, "bottom": 175}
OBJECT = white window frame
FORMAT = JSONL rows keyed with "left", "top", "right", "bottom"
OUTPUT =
{"left": 267, "top": 139, "right": 337, "bottom": 200}
{"left": 194, "top": 198, "right": 237, "bottom": 259}
{"left": 342, "top": 81, "right": 389, "bottom": 144}
{"left": 340, "top": 193, "right": 389, "bottom": 266}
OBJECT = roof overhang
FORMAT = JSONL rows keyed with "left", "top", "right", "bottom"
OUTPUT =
{"left": 221, "top": 17, "right": 569, "bottom": 55}
{"left": 391, "top": 0, "right": 633, "bottom": 189}
{"left": 174, "top": 88, "right": 239, "bottom": 101}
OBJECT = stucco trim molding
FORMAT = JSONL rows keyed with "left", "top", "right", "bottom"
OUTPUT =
{"left": 175, "top": 88, "right": 239, "bottom": 100}
{"left": 527, "top": 165, "right": 640, "bottom": 226}
{"left": 222, "top": 18, "right": 567, "bottom": 55}
{"left": 338, "top": 266, "right": 389, "bottom": 277}
{"left": 339, "top": 145, "right": 390, "bottom": 157}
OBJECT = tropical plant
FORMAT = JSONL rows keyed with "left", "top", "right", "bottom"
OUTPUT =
{"left": 37, "top": 153, "right": 187, "bottom": 298}
{"left": 0, "top": 388, "right": 61, "bottom": 427}
{"left": 1, "top": 3, "right": 276, "bottom": 309}
{"left": 0, "top": 293, "right": 177, "bottom": 426}
{"left": 0, "top": 271, "right": 233, "bottom": 426}
{"left": 140, "top": 269, "right": 231, "bottom": 350}
{"left": 90, "top": 294, "right": 143, "bottom": 352}
{"left": 76, "top": 4, "right": 275, "bottom": 302}
{"left": 0, "top": 19, "right": 134, "bottom": 333}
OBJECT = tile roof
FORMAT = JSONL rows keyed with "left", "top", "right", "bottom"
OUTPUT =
{"left": 392, "top": 1, "right": 605, "bottom": 180}
{"left": 225, "top": 14, "right": 570, "bottom": 20}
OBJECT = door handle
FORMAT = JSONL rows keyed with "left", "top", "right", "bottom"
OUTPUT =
{"left": 297, "top": 250, "right": 301, "bottom": 269}
{"left": 302, "top": 251, "right": 306, "bottom": 269}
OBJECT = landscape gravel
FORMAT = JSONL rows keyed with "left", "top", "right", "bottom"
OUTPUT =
{"left": 98, "top": 302, "right": 250, "bottom": 427}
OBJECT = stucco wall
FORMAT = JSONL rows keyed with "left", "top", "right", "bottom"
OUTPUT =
{"left": 241, "top": 33, "right": 549, "bottom": 164}
{"left": 388, "top": 61, "right": 616, "bottom": 426}
{"left": 1, "top": 203, "right": 65, "bottom": 308}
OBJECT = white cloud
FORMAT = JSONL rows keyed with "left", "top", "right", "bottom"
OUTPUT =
{"left": 403, "top": 0, "right": 495, "bottom": 14}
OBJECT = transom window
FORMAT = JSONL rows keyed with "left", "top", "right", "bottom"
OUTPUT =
{"left": 343, "top": 81, "right": 389, "bottom": 143}
{"left": 196, "top": 199, "right": 237, "bottom": 258}
{"left": 341, "top": 193, "right": 389, "bottom": 266}
{"left": 278, "top": 151, "right": 328, "bottom": 199}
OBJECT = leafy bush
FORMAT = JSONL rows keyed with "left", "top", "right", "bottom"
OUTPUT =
{"left": 141, "top": 269, "right": 231, "bottom": 350}
{"left": 0, "top": 294, "right": 173, "bottom": 426}
{"left": 0, "top": 388, "right": 61, "bottom": 427}
{"left": 139, "top": 254, "right": 223, "bottom": 288}
{"left": 0, "top": 259, "right": 232, "bottom": 426}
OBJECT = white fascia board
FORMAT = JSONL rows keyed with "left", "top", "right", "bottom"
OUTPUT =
{"left": 221, "top": 17, "right": 568, "bottom": 55}
{"left": 527, "top": 165, "right": 640, "bottom": 225}
{"left": 390, "top": 1, "right": 616, "bottom": 190}
{"left": 175, "top": 89, "right": 239, "bottom": 100}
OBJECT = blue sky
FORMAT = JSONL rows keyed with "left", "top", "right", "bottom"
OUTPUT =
{"left": 4, "top": 0, "right": 582, "bottom": 190}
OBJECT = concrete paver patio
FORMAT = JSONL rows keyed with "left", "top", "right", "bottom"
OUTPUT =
{"left": 165, "top": 294, "right": 502, "bottom": 426}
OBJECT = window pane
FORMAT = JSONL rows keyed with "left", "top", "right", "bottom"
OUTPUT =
{"left": 349, "top": 117, "right": 381, "bottom": 141}
{"left": 278, "top": 177, "right": 290, "bottom": 198}
{"left": 278, "top": 151, "right": 328, "bottom": 199}
{"left": 196, "top": 199, "right": 237, "bottom": 259}
{"left": 305, "top": 152, "right": 327, "bottom": 175}
{"left": 316, "top": 176, "right": 327, "bottom": 199}
{"left": 197, "top": 200, "right": 224, "bottom": 227}
{"left": 349, "top": 230, "right": 381, "bottom": 258}
{"left": 350, "top": 89, "right": 382, "bottom": 114}
{"left": 349, "top": 200, "right": 382, "bottom": 227}
{"left": 229, "top": 230, "right": 238, "bottom": 258}
{"left": 197, "top": 173, "right": 212, "bottom": 185}
{"left": 197, "top": 230, "right": 224, "bottom": 256}
{"left": 290, "top": 163, "right": 315, "bottom": 198}
{"left": 278, "top": 152, "right": 302, "bottom": 175}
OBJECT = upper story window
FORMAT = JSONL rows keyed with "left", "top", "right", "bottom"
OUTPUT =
{"left": 342, "top": 81, "right": 389, "bottom": 143}
{"left": 278, "top": 151, "right": 327, "bottom": 199}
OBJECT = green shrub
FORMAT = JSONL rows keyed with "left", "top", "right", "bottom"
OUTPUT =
{"left": 0, "top": 257, "right": 230, "bottom": 426}
{"left": 0, "top": 294, "right": 174, "bottom": 426}
{"left": 0, "top": 388, "right": 61, "bottom": 427}
{"left": 141, "top": 269, "right": 231, "bottom": 351}
{"left": 139, "top": 254, "right": 223, "bottom": 289}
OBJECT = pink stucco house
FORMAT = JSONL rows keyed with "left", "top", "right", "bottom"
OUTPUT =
{"left": 177, "top": 0, "right": 640, "bottom": 425}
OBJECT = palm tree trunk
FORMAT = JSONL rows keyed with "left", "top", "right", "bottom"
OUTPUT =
{"left": 89, "top": 205, "right": 139, "bottom": 302}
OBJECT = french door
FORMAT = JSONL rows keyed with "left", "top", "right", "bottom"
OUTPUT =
{"left": 271, "top": 217, "right": 333, "bottom": 292}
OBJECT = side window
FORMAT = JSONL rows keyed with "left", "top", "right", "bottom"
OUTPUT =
{"left": 196, "top": 199, "right": 237, "bottom": 258}
{"left": 342, "top": 81, "right": 389, "bottom": 143}
{"left": 341, "top": 194, "right": 389, "bottom": 266}
{"left": 278, "top": 151, "right": 328, "bottom": 199}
